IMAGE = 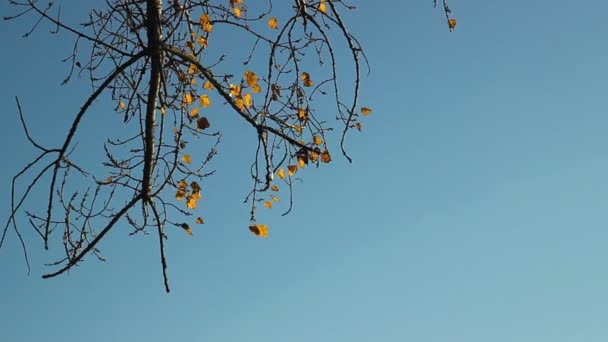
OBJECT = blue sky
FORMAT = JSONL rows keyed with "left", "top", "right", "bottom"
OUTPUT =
{"left": 1, "top": 1, "right": 608, "bottom": 341}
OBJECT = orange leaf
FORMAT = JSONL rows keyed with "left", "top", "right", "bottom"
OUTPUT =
{"left": 200, "top": 94, "right": 211, "bottom": 108}
{"left": 287, "top": 164, "right": 298, "bottom": 176}
{"left": 268, "top": 17, "right": 278, "bottom": 29}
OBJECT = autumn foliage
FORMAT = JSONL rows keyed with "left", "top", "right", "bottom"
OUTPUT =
{"left": 1, "top": 0, "right": 455, "bottom": 292}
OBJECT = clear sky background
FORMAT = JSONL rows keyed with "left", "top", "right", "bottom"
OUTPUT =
{"left": 1, "top": 1, "right": 608, "bottom": 341}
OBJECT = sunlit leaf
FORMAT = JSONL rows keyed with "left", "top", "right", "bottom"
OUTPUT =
{"left": 271, "top": 185, "right": 279, "bottom": 192}
{"left": 298, "top": 156, "right": 306, "bottom": 168}
{"left": 178, "top": 179, "right": 188, "bottom": 190}
{"left": 203, "top": 80, "right": 214, "bottom": 90}
{"left": 200, "top": 14, "right": 213, "bottom": 32}
{"left": 298, "top": 108, "right": 308, "bottom": 123}
{"left": 264, "top": 201, "right": 272, "bottom": 208}
{"left": 175, "top": 190, "right": 185, "bottom": 201}
{"left": 189, "top": 107, "right": 199, "bottom": 118}
{"left": 234, "top": 7, "right": 242, "bottom": 17}
{"left": 188, "top": 64, "right": 198, "bottom": 74}
{"left": 268, "top": 17, "right": 278, "bottom": 29}
{"left": 313, "top": 135, "right": 323, "bottom": 145}
{"left": 119, "top": 101, "right": 126, "bottom": 110}
{"left": 448, "top": 18, "right": 457, "bottom": 31}
{"left": 182, "top": 154, "right": 192, "bottom": 163}
{"left": 319, "top": 0, "right": 327, "bottom": 14}
{"left": 192, "top": 191, "right": 202, "bottom": 200}
{"left": 252, "top": 83, "right": 261, "bottom": 93}
{"left": 235, "top": 98, "right": 245, "bottom": 110}
{"left": 198, "top": 36, "right": 208, "bottom": 48}
{"left": 183, "top": 93, "right": 194, "bottom": 105}
{"left": 287, "top": 164, "right": 298, "bottom": 176}
{"left": 160, "top": 106, "right": 166, "bottom": 116}
{"left": 321, "top": 150, "right": 332, "bottom": 163}
{"left": 243, "top": 93, "right": 252, "bottom": 108}
{"left": 361, "top": 107, "right": 372, "bottom": 115}
{"left": 249, "top": 223, "right": 268, "bottom": 237}
{"left": 244, "top": 70, "right": 258, "bottom": 87}
{"left": 271, "top": 195, "right": 279, "bottom": 202}
{"left": 186, "top": 196, "right": 197, "bottom": 209}
{"left": 230, "top": 84, "right": 241, "bottom": 97}
{"left": 277, "top": 168, "right": 285, "bottom": 179}
{"left": 310, "top": 149, "right": 319, "bottom": 162}
{"left": 200, "top": 94, "right": 211, "bottom": 108}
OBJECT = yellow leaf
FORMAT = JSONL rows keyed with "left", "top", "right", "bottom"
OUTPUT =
{"left": 448, "top": 18, "right": 457, "bottom": 31}
{"left": 119, "top": 101, "right": 126, "bottom": 110}
{"left": 178, "top": 179, "right": 188, "bottom": 189}
{"left": 190, "top": 107, "right": 200, "bottom": 118}
{"left": 271, "top": 195, "right": 279, "bottom": 202}
{"left": 313, "top": 135, "right": 323, "bottom": 145}
{"left": 186, "top": 196, "right": 197, "bottom": 209}
{"left": 184, "top": 93, "right": 194, "bottom": 105}
{"left": 361, "top": 107, "right": 372, "bottom": 115}
{"left": 268, "top": 17, "right": 278, "bottom": 29}
{"left": 200, "top": 94, "right": 211, "bottom": 108}
{"left": 175, "top": 190, "right": 185, "bottom": 201}
{"left": 188, "top": 64, "right": 198, "bottom": 74}
{"left": 182, "top": 154, "right": 192, "bottom": 163}
{"left": 264, "top": 201, "right": 273, "bottom": 208}
{"left": 234, "top": 7, "right": 242, "bottom": 17}
{"left": 235, "top": 98, "right": 245, "bottom": 111}
{"left": 244, "top": 70, "right": 258, "bottom": 87}
{"left": 287, "top": 164, "right": 298, "bottom": 176}
{"left": 203, "top": 80, "right": 214, "bottom": 90}
{"left": 192, "top": 191, "right": 202, "bottom": 200}
{"left": 259, "top": 224, "right": 268, "bottom": 237}
{"left": 271, "top": 185, "right": 279, "bottom": 192}
{"left": 321, "top": 150, "right": 332, "bottom": 163}
{"left": 230, "top": 84, "right": 241, "bottom": 97}
{"left": 301, "top": 72, "right": 310, "bottom": 81}
{"left": 298, "top": 108, "right": 308, "bottom": 122}
{"left": 277, "top": 168, "right": 285, "bottom": 179}
{"left": 196, "top": 217, "right": 204, "bottom": 224}
{"left": 298, "top": 156, "right": 306, "bottom": 168}
{"left": 310, "top": 149, "right": 319, "bottom": 162}
{"left": 200, "top": 14, "right": 213, "bottom": 32}
{"left": 303, "top": 78, "right": 313, "bottom": 87}
{"left": 319, "top": 0, "right": 327, "bottom": 14}
{"left": 197, "top": 117, "right": 211, "bottom": 130}
{"left": 198, "top": 36, "right": 208, "bottom": 48}
{"left": 252, "top": 83, "right": 261, "bottom": 93}
{"left": 249, "top": 223, "right": 268, "bottom": 237}
{"left": 243, "top": 93, "right": 252, "bottom": 108}
{"left": 160, "top": 106, "right": 166, "bottom": 116}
